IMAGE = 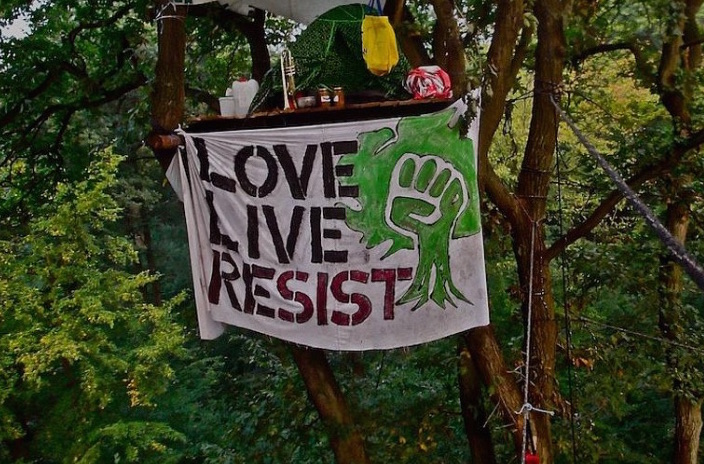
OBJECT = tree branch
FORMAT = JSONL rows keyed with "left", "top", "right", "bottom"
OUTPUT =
{"left": 572, "top": 41, "right": 654, "bottom": 86}
{"left": 546, "top": 159, "right": 669, "bottom": 261}
{"left": 510, "top": 17, "right": 534, "bottom": 79}
{"left": 0, "top": 61, "right": 87, "bottom": 130}
{"left": 23, "top": 72, "right": 147, "bottom": 135}
{"left": 185, "top": 86, "right": 219, "bottom": 113}
{"left": 477, "top": 0, "right": 525, "bottom": 225}
{"left": 546, "top": 113, "right": 704, "bottom": 262}
{"left": 187, "top": 4, "right": 270, "bottom": 81}
{"left": 385, "top": 0, "right": 432, "bottom": 67}
{"left": 66, "top": 2, "right": 135, "bottom": 46}
{"left": 0, "top": 4, "right": 138, "bottom": 130}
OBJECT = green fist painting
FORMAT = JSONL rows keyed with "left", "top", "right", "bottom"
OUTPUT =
{"left": 389, "top": 154, "right": 469, "bottom": 308}
{"left": 340, "top": 106, "right": 481, "bottom": 310}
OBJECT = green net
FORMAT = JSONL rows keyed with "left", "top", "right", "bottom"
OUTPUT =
{"left": 250, "top": 4, "right": 410, "bottom": 112}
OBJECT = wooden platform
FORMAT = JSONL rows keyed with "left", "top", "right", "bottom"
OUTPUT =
{"left": 185, "top": 98, "right": 456, "bottom": 133}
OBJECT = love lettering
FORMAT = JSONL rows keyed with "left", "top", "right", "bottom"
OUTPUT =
{"left": 194, "top": 137, "right": 359, "bottom": 264}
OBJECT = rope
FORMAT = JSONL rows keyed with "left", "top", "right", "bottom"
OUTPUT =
{"left": 551, "top": 96, "right": 704, "bottom": 293}
{"left": 154, "top": 1, "right": 184, "bottom": 35}
{"left": 520, "top": 221, "right": 536, "bottom": 463}
{"left": 517, "top": 221, "right": 554, "bottom": 464}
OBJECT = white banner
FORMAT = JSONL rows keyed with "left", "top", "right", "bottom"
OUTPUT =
{"left": 168, "top": 1, "right": 378, "bottom": 24}
{"left": 170, "top": 100, "right": 489, "bottom": 350}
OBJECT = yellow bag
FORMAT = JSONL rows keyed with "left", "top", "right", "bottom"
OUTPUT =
{"left": 361, "top": 11, "right": 399, "bottom": 76}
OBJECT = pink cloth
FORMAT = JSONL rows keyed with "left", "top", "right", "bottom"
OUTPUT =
{"left": 404, "top": 66, "right": 453, "bottom": 99}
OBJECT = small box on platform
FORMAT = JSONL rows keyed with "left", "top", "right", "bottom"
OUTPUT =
{"left": 219, "top": 97, "right": 236, "bottom": 117}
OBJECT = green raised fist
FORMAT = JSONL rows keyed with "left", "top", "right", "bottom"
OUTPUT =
{"left": 388, "top": 154, "right": 471, "bottom": 309}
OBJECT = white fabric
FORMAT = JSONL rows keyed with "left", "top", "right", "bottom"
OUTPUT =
{"left": 170, "top": 0, "right": 383, "bottom": 24}
{"left": 168, "top": 100, "right": 489, "bottom": 349}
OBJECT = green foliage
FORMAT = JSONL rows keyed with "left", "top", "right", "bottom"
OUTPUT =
{"left": 346, "top": 340, "right": 470, "bottom": 463}
{"left": 79, "top": 421, "right": 187, "bottom": 464}
{"left": 0, "top": 150, "right": 185, "bottom": 462}
{"left": 2, "top": 0, "right": 704, "bottom": 463}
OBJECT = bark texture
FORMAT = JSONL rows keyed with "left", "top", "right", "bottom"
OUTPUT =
{"left": 458, "top": 341, "right": 498, "bottom": 463}
{"left": 464, "top": 329, "right": 524, "bottom": 454}
{"left": 657, "top": 2, "right": 704, "bottom": 461}
{"left": 511, "top": 2, "right": 567, "bottom": 460}
{"left": 674, "top": 397, "right": 703, "bottom": 464}
{"left": 429, "top": 0, "right": 467, "bottom": 95}
{"left": 660, "top": 200, "right": 703, "bottom": 464}
{"left": 149, "top": 1, "right": 187, "bottom": 170}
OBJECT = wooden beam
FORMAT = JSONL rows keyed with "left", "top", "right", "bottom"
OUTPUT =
{"left": 145, "top": 133, "right": 183, "bottom": 152}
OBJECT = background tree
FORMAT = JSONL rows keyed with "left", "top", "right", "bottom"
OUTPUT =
{"left": 1, "top": 0, "right": 704, "bottom": 463}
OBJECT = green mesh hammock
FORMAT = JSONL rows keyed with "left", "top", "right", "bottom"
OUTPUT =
{"left": 250, "top": 3, "right": 410, "bottom": 112}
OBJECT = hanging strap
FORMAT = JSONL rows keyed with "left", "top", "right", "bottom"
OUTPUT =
{"left": 367, "top": 0, "right": 383, "bottom": 14}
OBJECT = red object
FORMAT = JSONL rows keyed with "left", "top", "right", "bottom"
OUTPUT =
{"left": 404, "top": 65, "right": 453, "bottom": 100}
{"left": 525, "top": 451, "right": 539, "bottom": 464}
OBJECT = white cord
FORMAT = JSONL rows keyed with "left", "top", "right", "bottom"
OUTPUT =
{"left": 518, "top": 221, "right": 554, "bottom": 463}
{"left": 520, "top": 221, "right": 537, "bottom": 464}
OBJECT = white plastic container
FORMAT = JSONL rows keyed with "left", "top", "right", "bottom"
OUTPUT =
{"left": 219, "top": 97, "right": 236, "bottom": 117}
{"left": 232, "top": 78, "right": 259, "bottom": 117}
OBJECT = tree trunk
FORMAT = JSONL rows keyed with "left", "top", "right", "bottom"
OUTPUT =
{"left": 429, "top": 0, "right": 467, "bottom": 96}
{"left": 290, "top": 347, "right": 370, "bottom": 464}
{"left": 658, "top": 200, "right": 703, "bottom": 464}
{"left": 458, "top": 340, "right": 498, "bottom": 463}
{"left": 674, "top": 397, "right": 703, "bottom": 464}
{"left": 511, "top": 0, "right": 567, "bottom": 461}
{"left": 478, "top": 0, "right": 526, "bottom": 166}
{"left": 149, "top": 1, "right": 187, "bottom": 170}
{"left": 511, "top": 220, "right": 558, "bottom": 463}
{"left": 385, "top": 0, "right": 432, "bottom": 68}
{"left": 243, "top": 9, "right": 270, "bottom": 82}
{"left": 462, "top": 0, "right": 529, "bottom": 456}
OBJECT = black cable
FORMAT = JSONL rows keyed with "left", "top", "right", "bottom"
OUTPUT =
{"left": 555, "top": 132, "right": 579, "bottom": 463}
{"left": 576, "top": 315, "right": 704, "bottom": 354}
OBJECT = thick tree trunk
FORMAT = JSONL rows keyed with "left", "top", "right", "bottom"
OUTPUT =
{"left": 659, "top": 200, "right": 703, "bottom": 464}
{"left": 512, "top": 1, "right": 567, "bottom": 462}
{"left": 458, "top": 340, "right": 498, "bottom": 463}
{"left": 290, "top": 347, "right": 370, "bottom": 464}
{"left": 462, "top": 0, "right": 529, "bottom": 456}
{"left": 511, "top": 221, "right": 558, "bottom": 463}
{"left": 149, "top": 1, "right": 187, "bottom": 171}
{"left": 657, "top": 4, "right": 703, "bottom": 458}
{"left": 243, "top": 9, "right": 270, "bottom": 82}
{"left": 674, "top": 397, "right": 703, "bottom": 464}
